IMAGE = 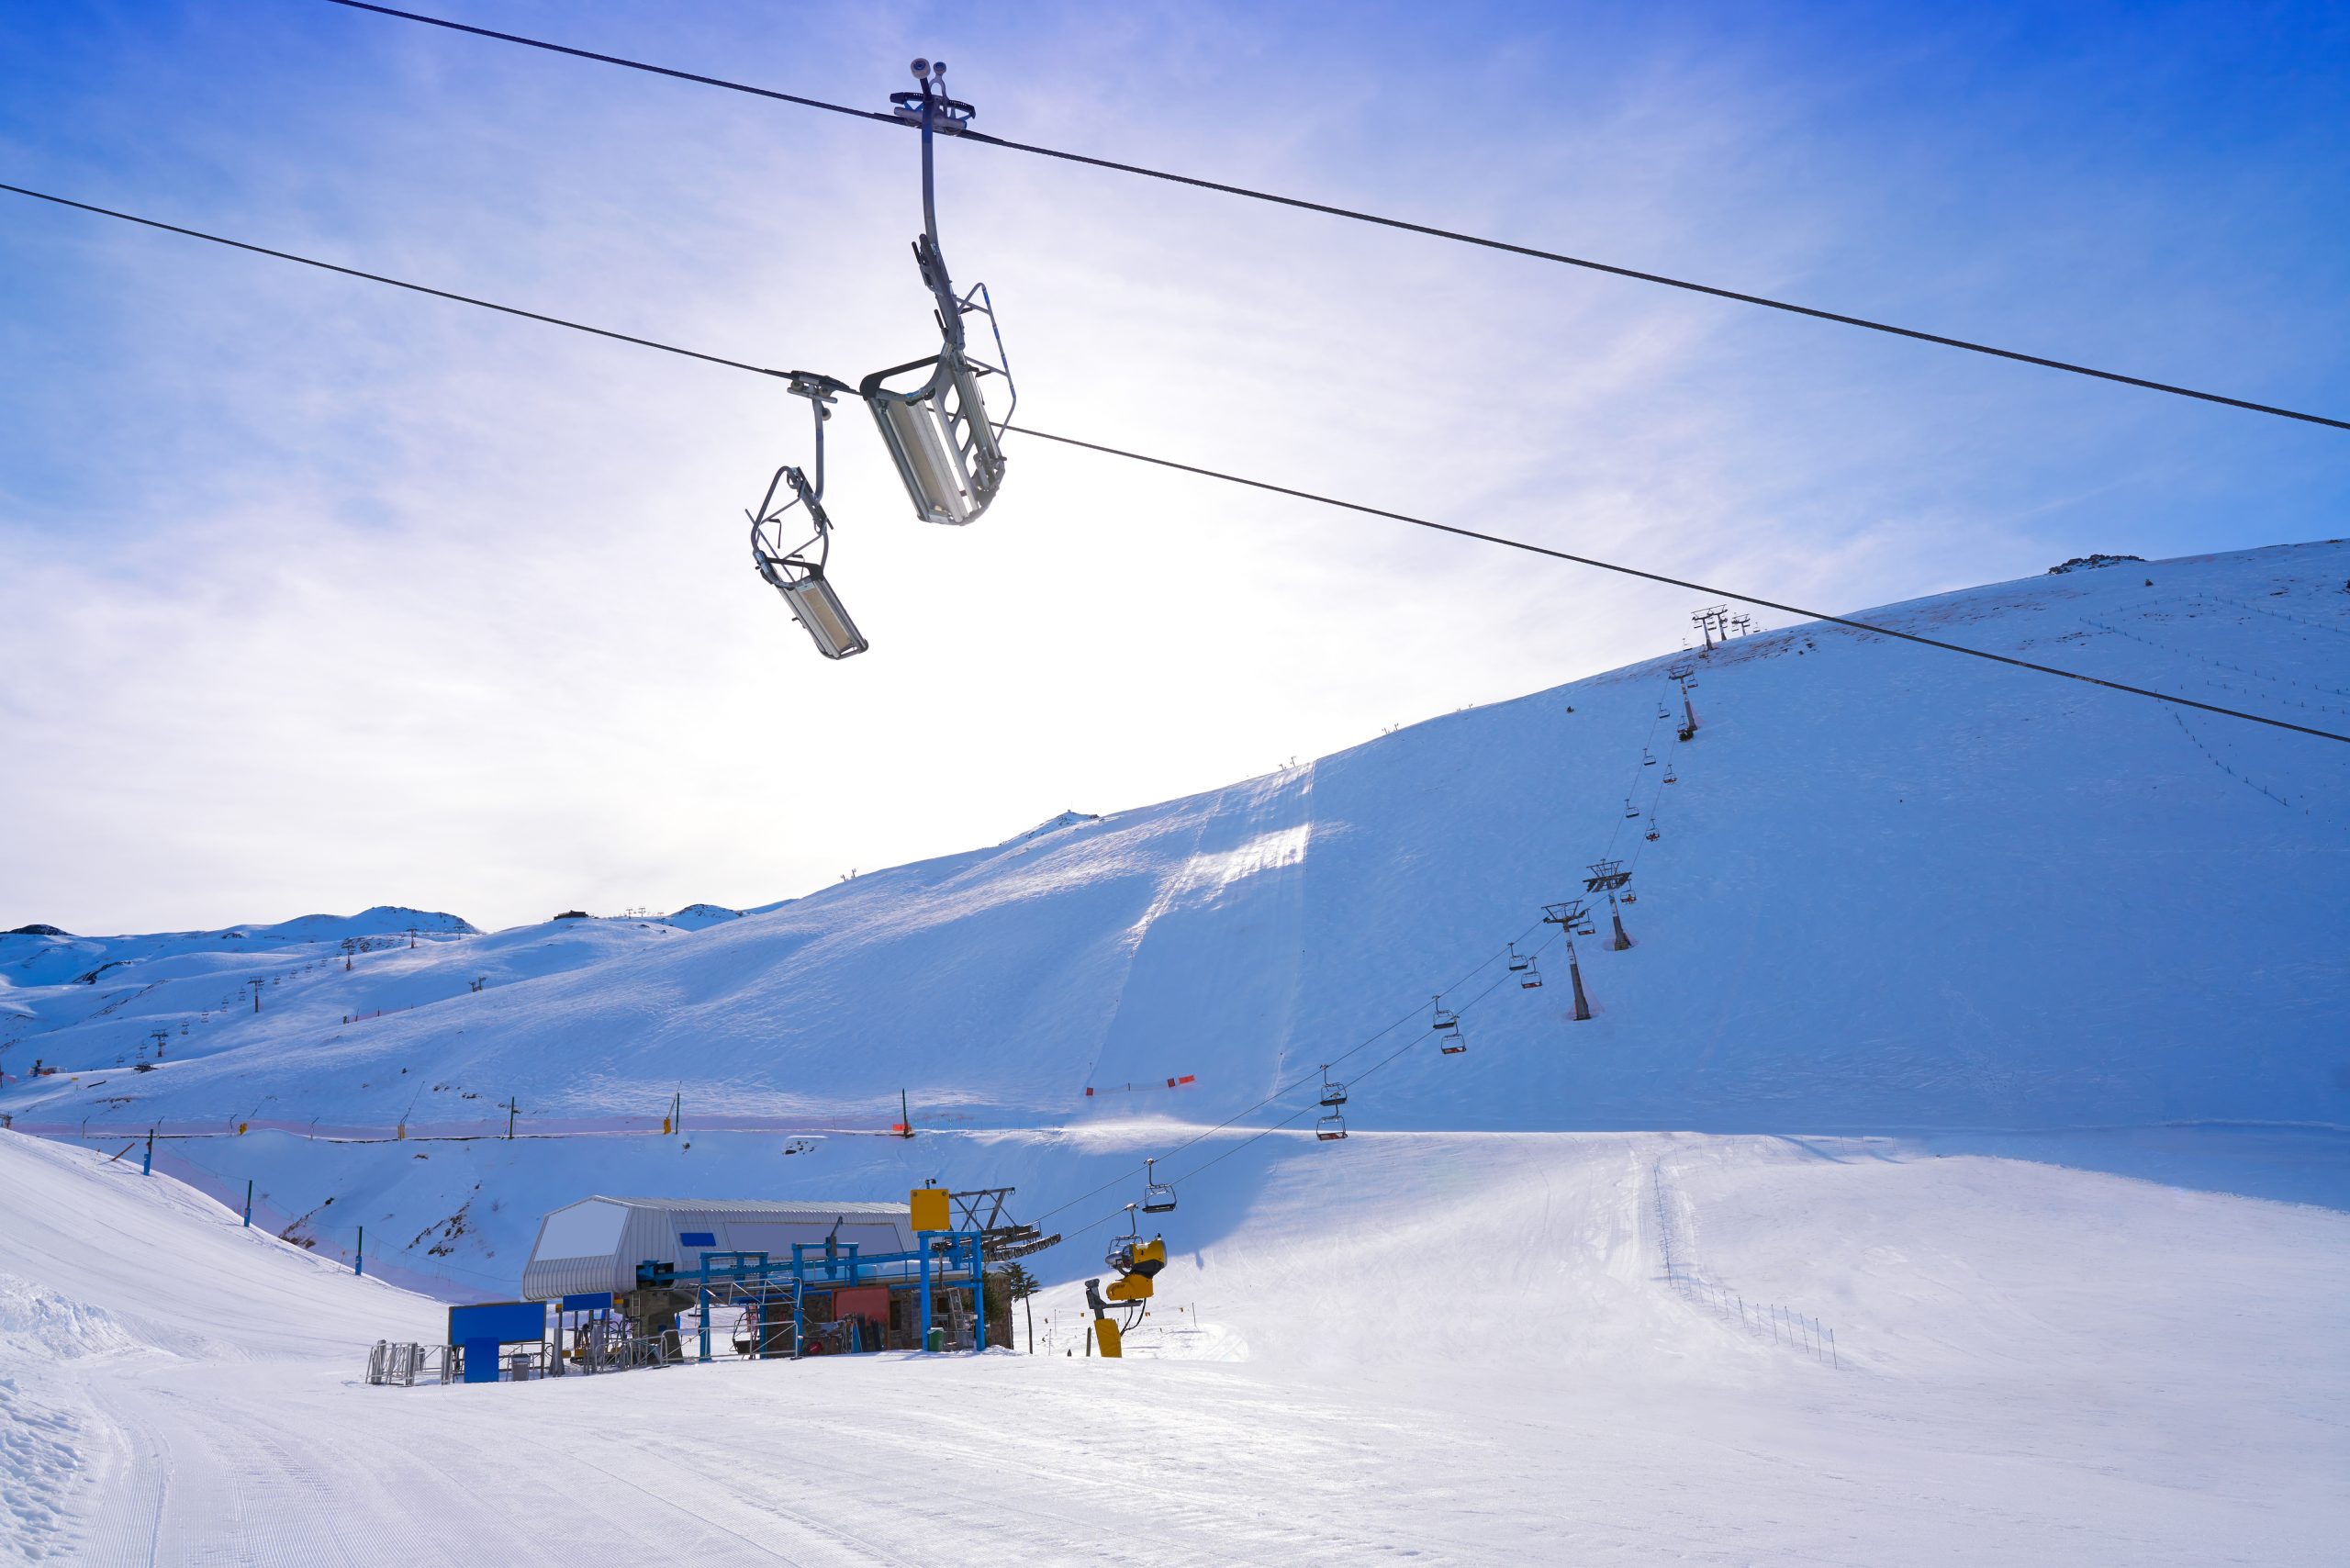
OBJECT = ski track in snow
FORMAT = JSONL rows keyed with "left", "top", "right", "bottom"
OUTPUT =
{"left": 6, "top": 1066, "right": 2350, "bottom": 1561}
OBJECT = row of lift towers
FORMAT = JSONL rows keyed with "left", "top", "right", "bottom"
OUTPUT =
{"left": 1106, "top": 662, "right": 1703, "bottom": 1336}
{"left": 1317, "top": 660, "right": 1703, "bottom": 1132}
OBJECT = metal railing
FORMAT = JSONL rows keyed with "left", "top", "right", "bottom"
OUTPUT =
{"left": 364, "top": 1340, "right": 451, "bottom": 1386}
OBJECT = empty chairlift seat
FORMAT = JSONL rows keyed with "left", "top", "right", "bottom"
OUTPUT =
{"left": 1432, "top": 995, "right": 1467, "bottom": 1056}
{"left": 863, "top": 61, "right": 1014, "bottom": 528}
{"left": 863, "top": 352, "right": 1008, "bottom": 525}
{"left": 748, "top": 377, "right": 869, "bottom": 660}
{"left": 1140, "top": 1158, "right": 1178, "bottom": 1215}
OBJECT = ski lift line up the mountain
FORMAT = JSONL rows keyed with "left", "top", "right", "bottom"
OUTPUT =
{"left": 1027, "top": 915, "right": 1553, "bottom": 1227}
{"left": 318, "top": 0, "right": 2350, "bottom": 437}
{"left": 1050, "top": 953, "right": 1546, "bottom": 1248}
{"left": 1118, "top": 918, "right": 1596, "bottom": 1225}
{"left": 4, "top": 185, "right": 2342, "bottom": 745}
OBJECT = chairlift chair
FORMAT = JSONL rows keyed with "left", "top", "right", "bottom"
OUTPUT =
{"left": 865, "top": 59, "right": 1014, "bottom": 527}
{"left": 1624, "top": 798, "right": 1640, "bottom": 819}
{"left": 1105, "top": 1204, "right": 1141, "bottom": 1274}
{"left": 1663, "top": 765, "right": 1678, "bottom": 784}
{"left": 749, "top": 374, "right": 868, "bottom": 659}
{"left": 1315, "top": 1109, "right": 1348, "bottom": 1141}
{"left": 1507, "top": 943, "right": 1530, "bottom": 974}
{"left": 1140, "top": 1157, "right": 1177, "bottom": 1215}
{"left": 1518, "top": 953, "right": 1543, "bottom": 990}
{"left": 1432, "top": 994, "right": 1467, "bottom": 1055}
{"left": 1645, "top": 823, "right": 1662, "bottom": 842}
{"left": 1643, "top": 748, "right": 1657, "bottom": 767}
{"left": 1318, "top": 1066, "right": 1348, "bottom": 1107}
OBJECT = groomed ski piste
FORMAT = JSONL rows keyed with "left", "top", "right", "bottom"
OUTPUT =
{"left": 5, "top": 542, "right": 2349, "bottom": 1563}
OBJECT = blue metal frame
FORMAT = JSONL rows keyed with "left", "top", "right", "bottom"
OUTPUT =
{"left": 639, "top": 1234, "right": 989, "bottom": 1359}
{"left": 786, "top": 1232, "right": 985, "bottom": 1355}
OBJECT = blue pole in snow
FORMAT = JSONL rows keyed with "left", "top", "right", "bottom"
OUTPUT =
{"left": 141, "top": 1130, "right": 152, "bottom": 1176}
{"left": 971, "top": 1236, "right": 985, "bottom": 1354}
{"left": 242, "top": 1179, "right": 253, "bottom": 1226}
{"left": 355, "top": 1226, "right": 364, "bottom": 1277}
{"left": 699, "top": 1255, "right": 712, "bottom": 1363}
{"left": 919, "top": 1235, "right": 933, "bottom": 1351}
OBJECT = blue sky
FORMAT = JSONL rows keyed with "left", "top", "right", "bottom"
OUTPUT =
{"left": 3, "top": 0, "right": 2345, "bottom": 932}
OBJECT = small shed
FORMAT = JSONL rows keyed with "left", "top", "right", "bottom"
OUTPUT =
{"left": 520, "top": 1196, "right": 914, "bottom": 1302}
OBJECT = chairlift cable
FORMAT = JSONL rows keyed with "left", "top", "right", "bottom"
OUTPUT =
{"left": 6, "top": 177, "right": 2341, "bottom": 747}
{"left": 1007, "top": 427, "right": 2350, "bottom": 746}
{"left": 1602, "top": 709, "right": 1668, "bottom": 864}
{"left": 0, "top": 183, "right": 789, "bottom": 381}
{"left": 314, "top": 0, "right": 2350, "bottom": 436}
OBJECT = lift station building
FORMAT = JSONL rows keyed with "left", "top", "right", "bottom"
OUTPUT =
{"left": 519, "top": 1194, "right": 1007, "bottom": 1355}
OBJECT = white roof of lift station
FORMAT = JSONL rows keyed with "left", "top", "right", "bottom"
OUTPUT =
{"left": 520, "top": 1196, "right": 915, "bottom": 1301}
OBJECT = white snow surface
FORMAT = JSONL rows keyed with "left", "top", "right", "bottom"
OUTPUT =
{"left": 2, "top": 543, "right": 2347, "bottom": 1560}
{"left": 2, "top": 1125, "right": 2344, "bottom": 1563}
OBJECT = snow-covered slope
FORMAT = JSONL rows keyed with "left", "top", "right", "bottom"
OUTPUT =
{"left": 0, "top": 905, "right": 475, "bottom": 1000}
{"left": 5, "top": 1119, "right": 2345, "bottom": 1565}
{"left": 3, "top": 543, "right": 2345, "bottom": 1294}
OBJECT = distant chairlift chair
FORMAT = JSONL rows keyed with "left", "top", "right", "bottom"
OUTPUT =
{"left": 864, "top": 60, "right": 1014, "bottom": 527}
{"left": 1141, "top": 1157, "right": 1178, "bottom": 1215}
{"left": 1433, "top": 994, "right": 1467, "bottom": 1055}
{"left": 749, "top": 373, "right": 868, "bottom": 659}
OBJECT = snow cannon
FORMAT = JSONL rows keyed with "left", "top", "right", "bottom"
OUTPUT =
{"left": 1082, "top": 1279, "right": 1124, "bottom": 1358}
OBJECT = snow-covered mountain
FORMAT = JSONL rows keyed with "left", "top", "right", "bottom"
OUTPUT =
{"left": 3, "top": 542, "right": 2345, "bottom": 1296}
{"left": 1, "top": 906, "right": 476, "bottom": 993}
